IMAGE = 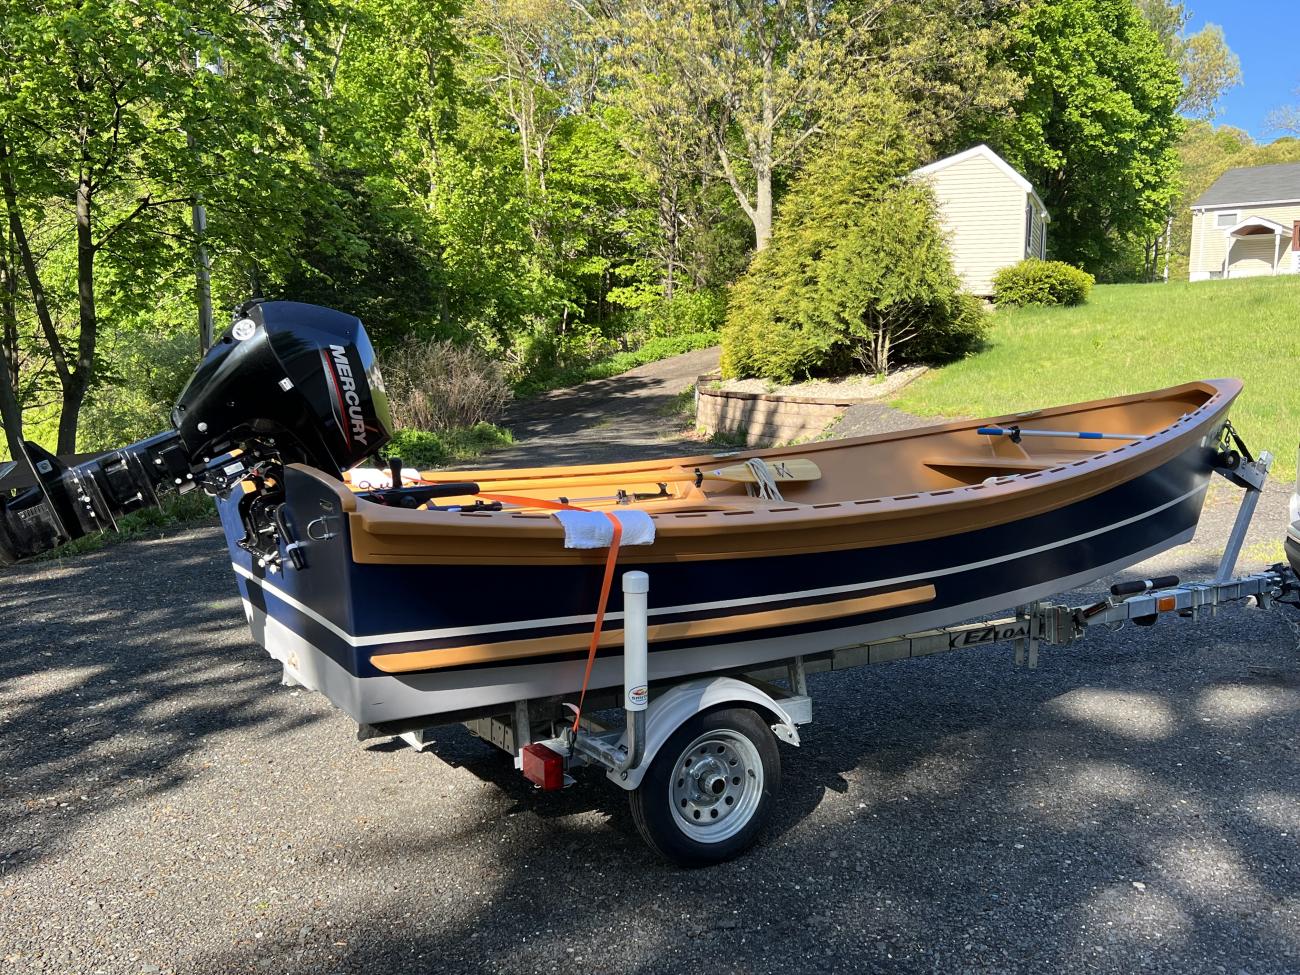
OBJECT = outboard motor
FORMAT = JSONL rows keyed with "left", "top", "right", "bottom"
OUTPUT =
{"left": 0, "top": 300, "right": 393, "bottom": 565}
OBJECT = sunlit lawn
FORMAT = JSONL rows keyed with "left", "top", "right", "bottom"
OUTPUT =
{"left": 896, "top": 276, "right": 1300, "bottom": 478}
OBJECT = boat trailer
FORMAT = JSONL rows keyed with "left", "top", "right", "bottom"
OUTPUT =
{"left": 378, "top": 447, "right": 1299, "bottom": 866}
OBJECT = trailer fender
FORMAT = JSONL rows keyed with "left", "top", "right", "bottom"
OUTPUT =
{"left": 607, "top": 676, "right": 800, "bottom": 791}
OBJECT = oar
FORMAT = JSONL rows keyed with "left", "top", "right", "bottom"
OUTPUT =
{"left": 401, "top": 458, "right": 822, "bottom": 495}
{"left": 978, "top": 425, "right": 1144, "bottom": 442}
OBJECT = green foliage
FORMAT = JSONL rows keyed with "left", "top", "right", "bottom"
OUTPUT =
{"left": 974, "top": 0, "right": 1184, "bottom": 273}
{"left": 1135, "top": 1, "right": 1241, "bottom": 120}
{"left": 78, "top": 304, "right": 200, "bottom": 451}
{"left": 266, "top": 167, "right": 443, "bottom": 350}
{"left": 386, "top": 422, "right": 514, "bottom": 469}
{"left": 0, "top": 0, "right": 1196, "bottom": 463}
{"left": 629, "top": 290, "right": 728, "bottom": 339}
{"left": 0, "top": 0, "right": 336, "bottom": 451}
{"left": 723, "top": 103, "right": 986, "bottom": 382}
{"left": 514, "top": 330, "right": 720, "bottom": 399}
{"left": 992, "top": 259, "right": 1094, "bottom": 307}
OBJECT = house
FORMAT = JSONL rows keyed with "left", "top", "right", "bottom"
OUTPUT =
{"left": 912, "top": 144, "right": 1050, "bottom": 296}
{"left": 1189, "top": 162, "right": 1300, "bottom": 281}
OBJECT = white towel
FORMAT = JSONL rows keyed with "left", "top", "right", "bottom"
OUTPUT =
{"left": 554, "top": 509, "right": 655, "bottom": 549}
{"left": 348, "top": 466, "right": 422, "bottom": 490}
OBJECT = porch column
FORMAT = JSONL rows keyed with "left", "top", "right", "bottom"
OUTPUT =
{"left": 1275, "top": 232, "right": 1281, "bottom": 275}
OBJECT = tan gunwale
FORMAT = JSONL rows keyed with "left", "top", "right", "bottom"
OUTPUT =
{"left": 296, "top": 378, "right": 1240, "bottom": 566}
{"left": 370, "top": 584, "right": 937, "bottom": 673}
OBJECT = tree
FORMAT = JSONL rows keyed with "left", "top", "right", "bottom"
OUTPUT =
{"left": 0, "top": 0, "right": 332, "bottom": 453}
{"left": 463, "top": 0, "right": 601, "bottom": 206}
{"left": 609, "top": 0, "right": 1020, "bottom": 254}
{"left": 608, "top": 0, "right": 846, "bottom": 253}
{"left": 723, "top": 95, "right": 985, "bottom": 381}
{"left": 1268, "top": 87, "right": 1300, "bottom": 137}
{"left": 1135, "top": 1, "right": 1241, "bottom": 120}
{"left": 981, "top": 0, "right": 1184, "bottom": 271}
{"left": 601, "top": 51, "right": 713, "bottom": 299}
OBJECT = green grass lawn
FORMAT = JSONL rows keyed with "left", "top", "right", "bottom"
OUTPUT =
{"left": 896, "top": 276, "right": 1300, "bottom": 478}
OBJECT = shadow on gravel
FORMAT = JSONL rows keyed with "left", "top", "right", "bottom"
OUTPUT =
{"left": 189, "top": 536, "right": 1300, "bottom": 975}
{"left": 0, "top": 528, "right": 320, "bottom": 879}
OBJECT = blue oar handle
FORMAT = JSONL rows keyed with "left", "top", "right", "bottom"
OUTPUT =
{"left": 977, "top": 426, "right": 1142, "bottom": 441}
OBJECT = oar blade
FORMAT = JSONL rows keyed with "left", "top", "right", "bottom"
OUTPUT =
{"left": 704, "top": 458, "right": 821, "bottom": 484}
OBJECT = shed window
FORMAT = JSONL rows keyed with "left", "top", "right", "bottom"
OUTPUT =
{"left": 1215, "top": 211, "right": 1238, "bottom": 228}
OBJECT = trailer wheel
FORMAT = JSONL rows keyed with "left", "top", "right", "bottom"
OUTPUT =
{"left": 629, "top": 707, "right": 780, "bottom": 867}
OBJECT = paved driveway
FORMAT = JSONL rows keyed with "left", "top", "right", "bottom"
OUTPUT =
{"left": 2, "top": 363, "right": 1299, "bottom": 974}
{"left": 482, "top": 346, "right": 720, "bottom": 468}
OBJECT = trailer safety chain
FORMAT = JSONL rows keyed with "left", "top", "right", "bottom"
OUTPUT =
{"left": 1270, "top": 597, "right": 1300, "bottom": 655}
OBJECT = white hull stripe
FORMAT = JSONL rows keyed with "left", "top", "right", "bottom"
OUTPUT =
{"left": 232, "top": 482, "right": 1208, "bottom": 648}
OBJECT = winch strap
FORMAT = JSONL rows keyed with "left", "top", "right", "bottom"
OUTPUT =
{"left": 472, "top": 492, "right": 624, "bottom": 734}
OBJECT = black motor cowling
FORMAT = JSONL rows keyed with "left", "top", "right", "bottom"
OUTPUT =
{"left": 0, "top": 300, "right": 393, "bottom": 564}
{"left": 173, "top": 300, "right": 392, "bottom": 474}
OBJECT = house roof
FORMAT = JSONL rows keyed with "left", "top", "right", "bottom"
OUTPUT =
{"left": 1192, "top": 162, "right": 1300, "bottom": 209}
{"left": 912, "top": 144, "right": 1049, "bottom": 219}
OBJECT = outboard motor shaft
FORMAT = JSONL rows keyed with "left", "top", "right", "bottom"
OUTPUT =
{"left": 0, "top": 300, "right": 393, "bottom": 565}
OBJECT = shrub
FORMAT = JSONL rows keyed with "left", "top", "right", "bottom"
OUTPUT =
{"left": 81, "top": 328, "right": 198, "bottom": 451}
{"left": 387, "top": 423, "right": 514, "bottom": 468}
{"left": 992, "top": 259, "right": 1094, "bottom": 307}
{"left": 382, "top": 336, "right": 512, "bottom": 432}
{"left": 632, "top": 289, "right": 728, "bottom": 339}
{"left": 723, "top": 107, "right": 987, "bottom": 382}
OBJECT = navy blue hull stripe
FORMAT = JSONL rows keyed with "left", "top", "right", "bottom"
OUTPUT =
{"left": 236, "top": 480, "right": 1206, "bottom": 649}
{"left": 234, "top": 471, "right": 1204, "bottom": 678}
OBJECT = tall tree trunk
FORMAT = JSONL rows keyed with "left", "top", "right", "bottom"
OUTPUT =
{"left": 0, "top": 232, "right": 23, "bottom": 458}
{"left": 1, "top": 130, "right": 77, "bottom": 451}
{"left": 754, "top": 38, "right": 776, "bottom": 252}
{"left": 59, "top": 172, "right": 97, "bottom": 454}
{"left": 753, "top": 168, "right": 773, "bottom": 252}
{"left": 659, "top": 183, "right": 679, "bottom": 299}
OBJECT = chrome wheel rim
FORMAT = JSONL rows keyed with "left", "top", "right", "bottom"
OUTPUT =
{"left": 669, "top": 729, "right": 763, "bottom": 842}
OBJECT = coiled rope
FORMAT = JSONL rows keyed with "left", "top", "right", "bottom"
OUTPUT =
{"left": 744, "top": 457, "right": 783, "bottom": 502}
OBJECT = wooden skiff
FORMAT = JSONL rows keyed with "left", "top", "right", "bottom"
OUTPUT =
{"left": 220, "top": 379, "right": 1240, "bottom": 726}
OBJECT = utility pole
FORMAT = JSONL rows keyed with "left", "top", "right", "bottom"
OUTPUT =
{"left": 192, "top": 193, "right": 212, "bottom": 352}
{"left": 1162, "top": 216, "right": 1172, "bottom": 283}
{"left": 190, "top": 43, "right": 218, "bottom": 353}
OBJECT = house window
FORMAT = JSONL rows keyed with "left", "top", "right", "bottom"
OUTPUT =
{"left": 1215, "top": 211, "right": 1239, "bottom": 228}
{"left": 1025, "top": 204, "right": 1034, "bottom": 254}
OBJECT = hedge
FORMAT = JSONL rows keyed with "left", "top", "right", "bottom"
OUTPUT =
{"left": 992, "top": 259, "right": 1094, "bottom": 307}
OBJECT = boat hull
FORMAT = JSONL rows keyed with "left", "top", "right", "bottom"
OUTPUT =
{"left": 219, "top": 426, "right": 1220, "bottom": 726}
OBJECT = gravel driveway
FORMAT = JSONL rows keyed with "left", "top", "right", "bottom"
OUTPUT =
{"left": 2, "top": 363, "right": 1299, "bottom": 974}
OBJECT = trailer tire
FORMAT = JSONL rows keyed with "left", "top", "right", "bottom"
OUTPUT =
{"left": 629, "top": 706, "right": 780, "bottom": 867}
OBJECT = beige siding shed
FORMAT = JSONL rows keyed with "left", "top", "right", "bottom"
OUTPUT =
{"left": 913, "top": 145, "right": 1050, "bottom": 296}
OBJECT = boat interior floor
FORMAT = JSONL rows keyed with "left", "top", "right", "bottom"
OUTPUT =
{"left": 356, "top": 447, "right": 1114, "bottom": 517}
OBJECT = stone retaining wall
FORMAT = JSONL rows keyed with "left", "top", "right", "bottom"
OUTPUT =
{"left": 696, "top": 376, "right": 852, "bottom": 446}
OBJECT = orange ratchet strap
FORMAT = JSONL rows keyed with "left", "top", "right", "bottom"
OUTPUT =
{"left": 473, "top": 492, "right": 624, "bottom": 734}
